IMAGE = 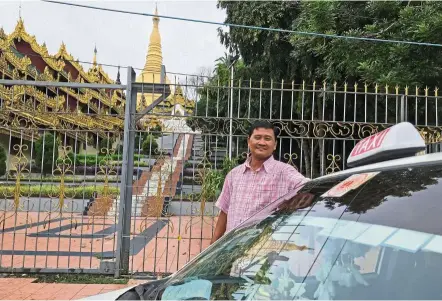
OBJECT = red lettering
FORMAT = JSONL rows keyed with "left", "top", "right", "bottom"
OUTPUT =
{"left": 350, "top": 128, "right": 391, "bottom": 157}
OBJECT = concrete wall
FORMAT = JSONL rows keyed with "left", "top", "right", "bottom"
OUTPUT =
{"left": 78, "top": 138, "right": 121, "bottom": 156}
{"left": 79, "top": 142, "right": 98, "bottom": 155}
{"left": 167, "top": 201, "right": 219, "bottom": 217}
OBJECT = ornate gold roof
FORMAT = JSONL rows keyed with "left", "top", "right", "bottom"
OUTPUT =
{"left": 8, "top": 18, "right": 66, "bottom": 72}
{"left": 55, "top": 42, "right": 96, "bottom": 84}
{"left": 0, "top": 28, "right": 6, "bottom": 40}
{"left": 0, "top": 18, "right": 125, "bottom": 139}
{"left": 1, "top": 18, "right": 122, "bottom": 101}
{"left": 163, "top": 85, "right": 195, "bottom": 109}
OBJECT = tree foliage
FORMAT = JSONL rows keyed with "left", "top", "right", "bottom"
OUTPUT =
{"left": 141, "top": 134, "right": 159, "bottom": 155}
{"left": 217, "top": 1, "right": 442, "bottom": 86}
{"left": 0, "top": 145, "right": 6, "bottom": 177}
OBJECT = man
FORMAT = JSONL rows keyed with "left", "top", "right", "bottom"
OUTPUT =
{"left": 211, "top": 120, "right": 310, "bottom": 244}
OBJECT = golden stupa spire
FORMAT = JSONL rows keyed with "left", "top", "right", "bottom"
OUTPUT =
{"left": 142, "top": 4, "right": 163, "bottom": 74}
{"left": 93, "top": 45, "right": 97, "bottom": 66}
{"left": 15, "top": 1, "right": 25, "bottom": 31}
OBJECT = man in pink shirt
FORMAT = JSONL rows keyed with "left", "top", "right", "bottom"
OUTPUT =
{"left": 211, "top": 120, "right": 309, "bottom": 244}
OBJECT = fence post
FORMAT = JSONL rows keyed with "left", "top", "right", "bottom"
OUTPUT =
{"left": 400, "top": 95, "right": 407, "bottom": 122}
{"left": 228, "top": 64, "right": 234, "bottom": 159}
{"left": 115, "top": 67, "right": 137, "bottom": 277}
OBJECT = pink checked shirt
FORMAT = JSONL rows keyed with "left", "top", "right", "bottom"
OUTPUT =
{"left": 215, "top": 155, "right": 309, "bottom": 232}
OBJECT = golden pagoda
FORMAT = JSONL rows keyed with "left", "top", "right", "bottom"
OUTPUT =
{"left": 136, "top": 6, "right": 195, "bottom": 115}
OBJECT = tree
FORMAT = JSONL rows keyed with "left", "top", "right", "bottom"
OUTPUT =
{"left": 0, "top": 145, "right": 6, "bottom": 177}
{"left": 199, "top": 1, "right": 442, "bottom": 177}
{"left": 35, "top": 132, "right": 59, "bottom": 176}
{"left": 185, "top": 66, "right": 213, "bottom": 101}
{"left": 217, "top": 1, "right": 300, "bottom": 81}
{"left": 142, "top": 134, "right": 159, "bottom": 155}
{"left": 217, "top": 1, "right": 442, "bottom": 86}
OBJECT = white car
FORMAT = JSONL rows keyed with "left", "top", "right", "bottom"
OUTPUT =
{"left": 84, "top": 122, "right": 442, "bottom": 300}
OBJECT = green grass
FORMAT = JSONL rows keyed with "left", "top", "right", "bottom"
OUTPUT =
{"left": 0, "top": 176, "right": 120, "bottom": 183}
{"left": 0, "top": 185, "right": 120, "bottom": 198}
{"left": 32, "top": 274, "right": 128, "bottom": 284}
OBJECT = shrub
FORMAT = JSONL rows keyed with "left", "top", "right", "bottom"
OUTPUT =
{"left": 150, "top": 124, "right": 163, "bottom": 138}
{"left": 35, "top": 132, "right": 59, "bottom": 176}
{"left": 0, "top": 145, "right": 6, "bottom": 177}
{"left": 142, "top": 134, "right": 159, "bottom": 155}
{"left": 195, "top": 156, "right": 239, "bottom": 202}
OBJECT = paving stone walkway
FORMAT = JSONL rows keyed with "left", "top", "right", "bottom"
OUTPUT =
{"left": 0, "top": 211, "right": 216, "bottom": 276}
{"left": 0, "top": 277, "right": 144, "bottom": 300}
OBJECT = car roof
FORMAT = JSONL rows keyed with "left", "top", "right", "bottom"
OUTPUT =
{"left": 318, "top": 152, "right": 442, "bottom": 180}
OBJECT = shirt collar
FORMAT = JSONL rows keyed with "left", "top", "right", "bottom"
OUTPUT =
{"left": 243, "top": 155, "right": 277, "bottom": 174}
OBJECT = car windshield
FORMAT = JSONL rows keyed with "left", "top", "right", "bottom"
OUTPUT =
{"left": 154, "top": 163, "right": 442, "bottom": 300}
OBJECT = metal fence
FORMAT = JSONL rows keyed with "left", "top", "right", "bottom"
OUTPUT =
{"left": 0, "top": 67, "right": 441, "bottom": 278}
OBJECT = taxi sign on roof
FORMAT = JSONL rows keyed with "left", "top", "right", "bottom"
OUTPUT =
{"left": 347, "top": 122, "right": 426, "bottom": 168}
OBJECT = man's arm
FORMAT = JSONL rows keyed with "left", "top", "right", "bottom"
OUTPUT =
{"left": 286, "top": 164, "right": 310, "bottom": 191}
{"left": 211, "top": 172, "right": 232, "bottom": 244}
{"left": 210, "top": 211, "right": 227, "bottom": 244}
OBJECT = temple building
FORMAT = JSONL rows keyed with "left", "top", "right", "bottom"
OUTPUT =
{"left": 0, "top": 17, "right": 125, "bottom": 157}
{"left": 0, "top": 7, "right": 195, "bottom": 171}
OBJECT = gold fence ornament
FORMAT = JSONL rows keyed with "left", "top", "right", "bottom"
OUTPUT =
{"left": 325, "top": 154, "right": 341, "bottom": 174}
{"left": 84, "top": 146, "right": 118, "bottom": 225}
{"left": 0, "top": 144, "right": 32, "bottom": 229}
{"left": 184, "top": 150, "right": 216, "bottom": 234}
{"left": 43, "top": 145, "right": 77, "bottom": 229}
{"left": 284, "top": 152, "right": 299, "bottom": 171}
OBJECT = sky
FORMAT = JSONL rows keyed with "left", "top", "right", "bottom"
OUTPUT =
{"left": 0, "top": 0, "right": 227, "bottom": 84}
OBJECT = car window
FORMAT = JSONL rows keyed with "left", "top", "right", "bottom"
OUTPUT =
{"left": 153, "top": 163, "right": 442, "bottom": 300}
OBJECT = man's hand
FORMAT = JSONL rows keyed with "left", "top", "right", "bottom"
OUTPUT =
{"left": 210, "top": 211, "right": 227, "bottom": 244}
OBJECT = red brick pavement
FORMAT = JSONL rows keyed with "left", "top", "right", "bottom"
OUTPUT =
{"left": 0, "top": 212, "right": 217, "bottom": 275}
{"left": 0, "top": 277, "right": 142, "bottom": 300}
{"left": 0, "top": 133, "right": 211, "bottom": 299}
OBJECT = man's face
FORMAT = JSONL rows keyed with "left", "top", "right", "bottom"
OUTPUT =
{"left": 247, "top": 127, "right": 277, "bottom": 160}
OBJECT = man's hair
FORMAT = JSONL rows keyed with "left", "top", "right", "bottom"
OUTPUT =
{"left": 248, "top": 120, "right": 278, "bottom": 139}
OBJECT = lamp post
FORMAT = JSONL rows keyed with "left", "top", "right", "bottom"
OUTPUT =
{"left": 228, "top": 54, "right": 239, "bottom": 159}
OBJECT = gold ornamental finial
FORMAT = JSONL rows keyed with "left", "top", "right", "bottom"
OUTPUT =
{"left": 0, "top": 27, "right": 6, "bottom": 39}
{"left": 58, "top": 41, "right": 67, "bottom": 55}
{"left": 154, "top": 2, "right": 159, "bottom": 21}
{"left": 142, "top": 4, "right": 163, "bottom": 74}
{"left": 93, "top": 45, "right": 97, "bottom": 66}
